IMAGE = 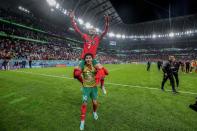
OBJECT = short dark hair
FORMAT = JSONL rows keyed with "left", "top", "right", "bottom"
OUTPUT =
{"left": 84, "top": 53, "right": 93, "bottom": 59}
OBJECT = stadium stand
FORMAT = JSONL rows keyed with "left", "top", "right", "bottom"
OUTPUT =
{"left": 0, "top": 7, "right": 197, "bottom": 70}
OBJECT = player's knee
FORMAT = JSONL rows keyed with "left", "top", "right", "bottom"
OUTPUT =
{"left": 82, "top": 102, "right": 87, "bottom": 105}
{"left": 92, "top": 100, "right": 97, "bottom": 105}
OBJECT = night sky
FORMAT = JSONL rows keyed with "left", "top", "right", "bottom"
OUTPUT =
{"left": 109, "top": 0, "right": 197, "bottom": 24}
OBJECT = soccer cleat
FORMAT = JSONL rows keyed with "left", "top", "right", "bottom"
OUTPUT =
{"left": 102, "top": 86, "right": 107, "bottom": 95}
{"left": 80, "top": 121, "right": 85, "bottom": 131}
{"left": 93, "top": 112, "right": 98, "bottom": 120}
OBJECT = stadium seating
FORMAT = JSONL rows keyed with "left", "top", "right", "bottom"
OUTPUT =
{"left": 0, "top": 8, "right": 196, "bottom": 63}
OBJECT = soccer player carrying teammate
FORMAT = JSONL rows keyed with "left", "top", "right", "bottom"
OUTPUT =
{"left": 69, "top": 11, "right": 109, "bottom": 94}
{"left": 79, "top": 53, "right": 100, "bottom": 130}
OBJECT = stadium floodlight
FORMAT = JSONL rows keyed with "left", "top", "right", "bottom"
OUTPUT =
{"left": 55, "top": 3, "right": 60, "bottom": 9}
{"left": 63, "top": 10, "right": 67, "bottom": 15}
{"left": 152, "top": 34, "right": 157, "bottom": 39}
{"left": 95, "top": 28, "right": 100, "bottom": 32}
{"left": 85, "top": 22, "right": 92, "bottom": 29}
{"left": 109, "top": 32, "right": 115, "bottom": 37}
{"left": 121, "top": 35, "right": 126, "bottom": 39}
{"left": 46, "top": 0, "right": 57, "bottom": 7}
{"left": 78, "top": 18, "right": 84, "bottom": 25}
{"left": 185, "top": 30, "right": 191, "bottom": 35}
{"left": 18, "top": 6, "right": 22, "bottom": 10}
{"left": 140, "top": 36, "right": 144, "bottom": 39}
{"left": 18, "top": 6, "right": 30, "bottom": 13}
{"left": 169, "top": 32, "right": 174, "bottom": 37}
{"left": 116, "top": 34, "right": 121, "bottom": 38}
{"left": 129, "top": 36, "right": 134, "bottom": 39}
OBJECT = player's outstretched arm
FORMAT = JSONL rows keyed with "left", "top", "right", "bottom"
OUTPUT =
{"left": 100, "top": 15, "right": 109, "bottom": 39}
{"left": 69, "top": 11, "right": 83, "bottom": 36}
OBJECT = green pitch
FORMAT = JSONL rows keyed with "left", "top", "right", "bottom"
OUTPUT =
{"left": 0, "top": 64, "right": 197, "bottom": 131}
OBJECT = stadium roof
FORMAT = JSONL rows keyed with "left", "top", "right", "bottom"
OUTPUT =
{"left": 71, "top": 0, "right": 123, "bottom": 26}
{"left": 1, "top": 0, "right": 197, "bottom": 35}
{"left": 0, "top": 0, "right": 123, "bottom": 30}
{"left": 110, "top": 0, "right": 197, "bottom": 24}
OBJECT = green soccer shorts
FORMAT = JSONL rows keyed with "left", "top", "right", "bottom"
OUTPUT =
{"left": 82, "top": 87, "right": 98, "bottom": 102}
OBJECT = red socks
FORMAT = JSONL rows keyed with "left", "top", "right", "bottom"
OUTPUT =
{"left": 100, "top": 78, "right": 104, "bottom": 87}
{"left": 80, "top": 104, "right": 87, "bottom": 121}
{"left": 92, "top": 102, "right": 97, "bottom": 112}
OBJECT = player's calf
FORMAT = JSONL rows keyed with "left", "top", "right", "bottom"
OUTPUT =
{"left": 80, "top": 103, "right": 87, "bottom": 130}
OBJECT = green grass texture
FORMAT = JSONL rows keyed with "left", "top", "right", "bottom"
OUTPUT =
{"left": 0, "top": 64, "right": 197, "bottom": 131}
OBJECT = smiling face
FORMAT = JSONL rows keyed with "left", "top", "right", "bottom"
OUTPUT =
{"left": 89, "top": 28, "right": 97, "bottom": 35}
{"left": 85, "top": 54, "right": 93, "bottom": 66}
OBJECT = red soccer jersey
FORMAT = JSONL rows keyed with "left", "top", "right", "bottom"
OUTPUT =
{"left": 81, "top": 34, "right": 100, "bottom": 59}
{"left": 70, "top": 16, "right": 109, "bottom": 59}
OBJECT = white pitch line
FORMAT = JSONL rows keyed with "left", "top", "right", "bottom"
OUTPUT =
{"left": 11, "top": 70, "right": 197, "bottom": 95}
{"left": 12, "top": 70, "right": 74, "bottom": 80}
{"left": 105, "top": 82, "right": 197, "bottom": 95}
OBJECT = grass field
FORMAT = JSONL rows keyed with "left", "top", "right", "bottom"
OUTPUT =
{"left": 0, "top": 64, "right": 197, "bottom": 131}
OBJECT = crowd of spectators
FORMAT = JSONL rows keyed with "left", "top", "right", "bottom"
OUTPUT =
{"left": 0, "top": 8, "right": 69, "bottom": 37}
{"left": 0, "top": 38, "right": 118, "bottom": 63}
{"left": 1, "top": 37, "right": 197, "bottom": 65}
{"left": 118, "top": 49, "right": 197, "bottom": 62}
{"left": 0, "top": 7, "right": 196, "bottom": 68}
{"left": 0, "top": 39, "right": 79, "bottom": 60}
{"left": 0, "top": 8, "right": 119, "bottom": 64}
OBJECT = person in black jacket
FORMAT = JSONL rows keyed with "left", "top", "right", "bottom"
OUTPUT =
{"left": 147, "top": 61, "right": 151, "bottom": 71}
{"left": 157, "top": 60, "right": 163, "bottom": 71}
{"left": 172, "top": 60, "right": 180, "bottom": 88}
{"left": 185, "top": 61, "right": 190, "bottom": 73}
{"left": 161, "top": 56, "right": 177, "bottom": 93}
{"left": 29, "top": 56, "right": 32, "bottom": 68}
